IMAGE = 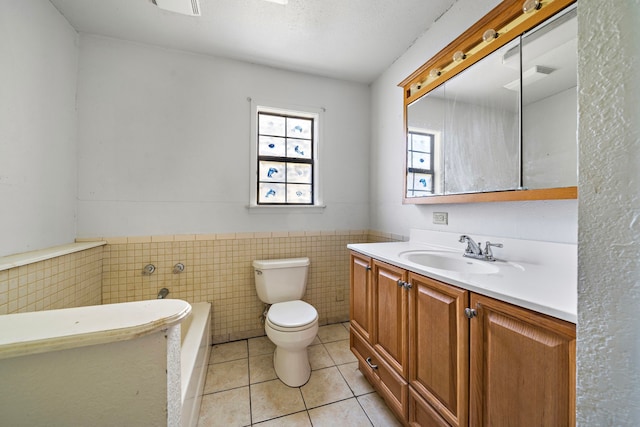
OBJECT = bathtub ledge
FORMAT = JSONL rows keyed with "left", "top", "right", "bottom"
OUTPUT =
{"left": 0, "top": 299, "right": 191, "bottom": 360}
{"left": 0, "top": 241, "right": 107, "bottom": 272}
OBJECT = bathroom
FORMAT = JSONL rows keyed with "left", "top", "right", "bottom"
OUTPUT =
{"left": 0, "top": 0, "right": 638, "bottom": 425}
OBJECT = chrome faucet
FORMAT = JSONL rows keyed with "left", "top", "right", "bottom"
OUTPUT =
{"left": 459, "top": 235, "right": 483, "bottom": 257}
{"left": 157, "top": 288, "right": 170, "bottom": 299}
{"left": 459, "top": 235, "right": 503, "bottom": 262}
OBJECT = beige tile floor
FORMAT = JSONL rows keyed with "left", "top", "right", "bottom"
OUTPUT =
{"left": 198, "top": 322, "right": 403, "bottom": 427}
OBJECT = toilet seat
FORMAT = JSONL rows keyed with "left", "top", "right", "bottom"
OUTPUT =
{"left": 267, "top": 300, "right": 318, "bottom": 332}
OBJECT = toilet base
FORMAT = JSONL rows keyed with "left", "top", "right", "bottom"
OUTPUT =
{"left": 273, "top": 347, "right": 311, "bottom": 387}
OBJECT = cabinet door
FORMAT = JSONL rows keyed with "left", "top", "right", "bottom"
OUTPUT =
{"left": 372, "top": 260, "right": 408, "bottom": 378}
{"left": 408, "top": 273, "right": 469, "bottom": 427}
{"left": 350, "top": 252, "right": 373, "bottom": 342}
{"left": 469, "top": 294, "right": 576, "bottom": 427}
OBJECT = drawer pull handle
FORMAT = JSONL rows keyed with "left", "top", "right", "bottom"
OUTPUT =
{"left": 365, "top": 357, "right": 378, "bottom": 370}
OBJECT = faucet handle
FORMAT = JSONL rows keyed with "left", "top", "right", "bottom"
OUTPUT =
{"left": 484, "top": 241, "right": 503, "bottom": 260}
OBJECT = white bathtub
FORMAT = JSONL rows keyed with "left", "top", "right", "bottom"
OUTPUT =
{"left": 180, "top": 302, "right": 212, "bottom": 427}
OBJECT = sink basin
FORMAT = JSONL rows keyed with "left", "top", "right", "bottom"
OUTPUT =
{"left": 399, "top": 250, "right": 500, "bottom": 274}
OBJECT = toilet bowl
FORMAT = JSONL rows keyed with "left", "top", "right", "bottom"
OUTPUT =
{"left": 265, "top": 300, "right": 318, "bottom": 387}
{"left": 253, "top": 257, "right": 317, "bottom": 387}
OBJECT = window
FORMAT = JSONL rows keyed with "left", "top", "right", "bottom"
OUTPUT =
{"left": 406, "top": 130, "right": 436, "bottom": 197}
{"left": 251, "top": 104, "right": 321, "bottom": 206}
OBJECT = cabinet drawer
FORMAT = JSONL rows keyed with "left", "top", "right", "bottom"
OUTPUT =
{"left": 409, "top": 386, "right": 451, "bottom": 427}
{"left": 376, "top": 354, "right": 408, "bottom": 421}
{"left": 351, "top": 330, "right": 408, "bottom": 422}
{"left": 350, "top": 330, "right": 379, "bottom": 387}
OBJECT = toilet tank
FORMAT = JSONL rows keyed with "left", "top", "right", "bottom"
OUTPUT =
{"left": 253, "top": 258, "right": 310, "bottom": 304}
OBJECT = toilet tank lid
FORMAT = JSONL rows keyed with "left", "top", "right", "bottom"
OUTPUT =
{"left": 253, "top": 257, "right": 310, "bottom": 269}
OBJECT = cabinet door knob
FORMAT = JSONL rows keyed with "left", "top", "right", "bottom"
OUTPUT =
{"left": 403, "top": 282, "right": 412, "bottom": 290}
{"left": 365, "top": 357, "right": 378, "bottom": 370}
{"left": 397, "top": 279, "right": 405, "bottom": 287}
{"left": 366, "top": 265, "right": 372, "bottom": 271}
{"left": 464, "top": 308, "right": 477, "bottom": 319}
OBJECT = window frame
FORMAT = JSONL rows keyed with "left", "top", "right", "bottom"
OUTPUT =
{"left": 406, "top": 129, "right": 438, "bottom": 197}
{"left": 249, "top": 100, "right": 324, "bottom": 210}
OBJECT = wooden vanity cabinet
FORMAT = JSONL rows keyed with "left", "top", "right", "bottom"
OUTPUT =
{"left": 469, "top": 294, "right": 576, "bottom": 427}
{"left": 349, "top": 252, "right": 576, "bottom": 427}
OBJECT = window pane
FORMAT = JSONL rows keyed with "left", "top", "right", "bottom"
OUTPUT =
{"left": 259, "top": 114, "right": 286, "bottom": 137}
{"left": 411, "top": 134, "right": 432, "bottom": 152}
{"left": 287, "top": 163, "right": 312, "bottom": 183}
{"left": 287, "top": 118, "right": 312, "bottom": 138}
{"left": 287, "top": 184, "right": 312, "bottom": 203}
{"left": 410, "top": 152, "right": 432, "bottom": 170}
{"left": 259, "top": 136, "right": 286, "bottom": 156}
{"left": 259, "top": 183, "right": 286, "bottom": 203}
{"left": 287, "top": 138, "right": 311, "bottom": 159}
{"left": 259, "top": 161, "right": 286, "bottom": 181}
{"left": 407, "top": 172, "right": 433, "bottom": 193}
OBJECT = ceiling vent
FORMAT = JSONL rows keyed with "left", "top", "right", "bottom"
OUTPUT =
{"left": 151, "top": 0, "right": 201, "bottom": 16}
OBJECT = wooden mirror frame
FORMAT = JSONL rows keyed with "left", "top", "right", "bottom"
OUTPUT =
{"left": 400, "top": 0, "right": 577, "bottom": 205}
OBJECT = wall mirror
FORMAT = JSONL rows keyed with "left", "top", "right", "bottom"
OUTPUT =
{"left": 401, "top": 0, "right": 577, "bottom": 204}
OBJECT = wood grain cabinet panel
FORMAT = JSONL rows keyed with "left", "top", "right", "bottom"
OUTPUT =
{"left": 469, "top": 293, "right": 576, "bottom": 427}
{"left": 350, "top": 251, "right": 373, "bottom": 342}
{"left": 372, "top": 260, "right": 408, "bottom": 378}
{"left": 408, "top": 273, "right": 469, "bottom": 427}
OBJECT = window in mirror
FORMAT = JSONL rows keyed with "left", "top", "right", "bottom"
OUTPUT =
{"left": 406, "top": 129, "right": 437, "bottom": 197}
{"left": 406, "top": 84, "right": 445, "bottom": 198}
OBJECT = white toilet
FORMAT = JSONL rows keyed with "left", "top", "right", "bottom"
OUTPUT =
{"left": 253, "top": 257, "right": 318, "bottom": 387}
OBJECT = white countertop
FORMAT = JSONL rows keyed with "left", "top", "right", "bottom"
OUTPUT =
{"left": 348, "top": 229, "right": 577, "bottom": 323}
{"left": 0, "top": 299, "right": 192, "bottom": 360}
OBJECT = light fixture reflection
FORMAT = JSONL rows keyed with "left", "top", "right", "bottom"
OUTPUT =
{"left": 482, "top": 29, "right": 498, "bottom": 42}
{"left": 453, "top": 51, "right": 466, "bottom": 62}
{"left": 522, "top": 0, "right": 541, "bottom": 14}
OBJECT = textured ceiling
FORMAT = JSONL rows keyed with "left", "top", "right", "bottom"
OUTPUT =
{"left": 49, "top": 0, "right": 457, "bottom": 83}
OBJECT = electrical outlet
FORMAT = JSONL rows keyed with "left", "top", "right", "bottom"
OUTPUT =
{"left": 336, "top": 289, "right": 345, "bottom": 302}
{"left": 433, "top": 212, "right": 448, "bottom": 225}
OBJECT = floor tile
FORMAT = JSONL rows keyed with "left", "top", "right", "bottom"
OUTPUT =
{"left": 198, "top": 386, "right": 250, "bottom": 427}
{"left": 317, "top": 324, "right": 350, "bottom": 343}
{"left": 203, "top": 359, "right": 249, "bottom": 394}
{"left": 342, "top": 321, "right": 351, "bottom": 331}
{"left": 252, "top": 411, "right": 312, "bottom": 426}
{"left": 337, "top": 362, "right": 375, "bottom": 396}
{"left": 250, "top": 379, "right": 306, "bottom": 423}
{"left": 300, "top": 366, "right": 354, "bottom": 409}
{"left": 249, "top": 353, "right": 277, "bottom": 384}
{"left": 324, "top": 339, "right": 358, "bottom": 365}
{"left": 358, "top": 392, "right": 403, "bottom": 427}
{"left": 209, "top": 340, "right": 248, "bottom": 364}
{"left": 308, "top": 344, "right": 334, "bottom": 370}
{"left": 248, "top": 336, "right": 275, "bottom": 357}
{"left": 311, "top": 335, "right": 321, "bottom": 345}
{"left": 308, "top": 398, "right": 372, "bottom": 427}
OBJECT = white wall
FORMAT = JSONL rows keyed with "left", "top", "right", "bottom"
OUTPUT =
{"left": 75, "top": 35, "right": 371, "bottom": 238}
{"left": 0, "top": 1, "right": 78, "bottom": 257}
{"left": 369, "top": 0, "right": 577, "bottom": 244}
{"left": 577, "top": 1, "right": 640, "bottom": 424}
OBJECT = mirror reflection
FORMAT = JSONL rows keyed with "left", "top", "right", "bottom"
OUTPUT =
{"left": 405, "top": 4, "right": 577, "bottom": 199}
{"left": 522, "top": 7, "right": 577, "bottom": 189}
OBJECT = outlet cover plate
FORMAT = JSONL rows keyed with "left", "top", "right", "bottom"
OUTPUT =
{"left": 433, "top": 212, "right": 448, "bottom": 225}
